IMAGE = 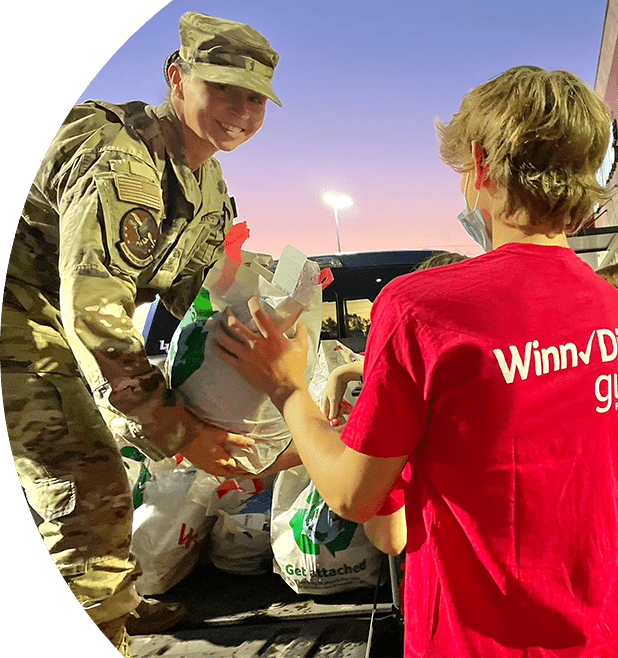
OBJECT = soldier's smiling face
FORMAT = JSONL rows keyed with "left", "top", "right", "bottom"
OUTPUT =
{"left": 172, "top": 68, "right": 266, "bottom": 167}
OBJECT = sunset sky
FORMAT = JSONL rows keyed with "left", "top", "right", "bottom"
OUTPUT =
{"left": 5, "top": 0, "right": 609, "bottom": 263}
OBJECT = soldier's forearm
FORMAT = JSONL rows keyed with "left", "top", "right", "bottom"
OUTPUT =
{"left": 90, "top": 347, "right": 204, "bottom": 457}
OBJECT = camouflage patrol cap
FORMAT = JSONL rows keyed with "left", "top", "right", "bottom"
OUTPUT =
{"left": 175, "top": 12, "right": 282, "bottom": 107}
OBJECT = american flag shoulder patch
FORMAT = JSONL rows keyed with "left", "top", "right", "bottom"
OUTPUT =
{"left": 114, "top": 174, "right": 163, "bottom": 211}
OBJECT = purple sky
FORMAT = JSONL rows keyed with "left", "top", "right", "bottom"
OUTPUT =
{"left": 5, "top": 0, "right": 609, "bottom": 262}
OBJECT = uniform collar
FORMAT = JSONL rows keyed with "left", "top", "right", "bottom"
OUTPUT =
{"left": 150, "top": 100, "right": 211, "bottom": 212}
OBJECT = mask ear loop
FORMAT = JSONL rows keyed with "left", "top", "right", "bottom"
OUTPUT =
{"left": 462, "top": 172, "right": 470, "bottom": 208}
{"left": 463, "top": 171, "right": 481, "bottom": 212}
{"left": 472, "top": 186, "right": 482, "bottom": 211}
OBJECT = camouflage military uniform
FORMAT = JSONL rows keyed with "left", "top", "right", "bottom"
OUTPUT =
{"left": 1, "top": 98, "right": 235, "bottom": 652}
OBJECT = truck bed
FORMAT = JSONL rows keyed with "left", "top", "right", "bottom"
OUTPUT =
{"left": 130, "top": 557, "right": 404, "bottom": 658}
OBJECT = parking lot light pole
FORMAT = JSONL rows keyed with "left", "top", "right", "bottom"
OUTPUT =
{"left": 323, "top": 193, "right": 352, "bottom": 252}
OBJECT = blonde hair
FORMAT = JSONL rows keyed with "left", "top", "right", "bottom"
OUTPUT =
{"left": 436, "top": 66, "right": 613, "bottom": 234}
{"left": 596, "top": 262, "right": 618, "bottom": 289}
{"left": 414, "top": 251, "right": 469, "bottom": 271}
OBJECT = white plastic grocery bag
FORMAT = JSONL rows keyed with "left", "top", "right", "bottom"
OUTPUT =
{"left": 199, "top": 474, "right": 276, "bottom": 575}
{"left": 270, "top": 465, "right": 384, "bottom": 595}
{"left": 123, "top": 452, "right": 220, "bottom": 596}
{"left": 121, "top": 440, "right": 279, "bottom": 586}
{"left": 208, "top": 487, "right": 274, "bottom": 575}
{"left": 167, "top": 246, "right": 322, "bottom": 474}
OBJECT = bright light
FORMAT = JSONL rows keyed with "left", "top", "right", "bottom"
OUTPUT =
{"left": 323, "top": 192, "right": 353, "bottom": 252}
{"left": 323, "top": 193, "right": 353, "bottom": 209}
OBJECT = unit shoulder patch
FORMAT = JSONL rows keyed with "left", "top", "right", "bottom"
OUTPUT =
{"left": 117, "top": 208, "right": 160, "bottom": 268}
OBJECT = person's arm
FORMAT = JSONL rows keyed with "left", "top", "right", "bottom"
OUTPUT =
{"left": 213, "top": 299, "right": 407, "bottom": 522}
{"left": 363, "top": 472, "right": 407, "bottom": 555}
{"left": 321, "top": 360, "right": 364, "bottom": 424}
{"left": 364, "top": 507, "right": 406, "bottom": 556}
{"left": 55, "top": 130, "right": 251, "bottom": 477}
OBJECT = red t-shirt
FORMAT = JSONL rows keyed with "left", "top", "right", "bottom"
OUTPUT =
{"left": 341, "top": 243, "right": 618, "bottom": 657}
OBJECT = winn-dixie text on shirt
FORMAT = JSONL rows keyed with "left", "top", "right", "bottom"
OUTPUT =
{"left": 492, "top": 328, "right": 618, "bottom": 414}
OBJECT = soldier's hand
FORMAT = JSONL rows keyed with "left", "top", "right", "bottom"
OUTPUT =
{"left": 120, "top": 390, "right": 255, "bottom": 477}
{"left": 179, "top": 423, "right": 255, "bottom": 478}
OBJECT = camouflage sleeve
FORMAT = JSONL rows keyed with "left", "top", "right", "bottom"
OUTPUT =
{"left": 55, "top": 136, "right": 190, "bottom": 459}
{"left": 157, "top": 160, "right": 235, "bottom": 319}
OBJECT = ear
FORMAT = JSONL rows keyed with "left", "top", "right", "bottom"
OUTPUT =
{"left": 168, "top": 64, "right": 184, "bottom": 101}
{"left": 471, "top": 141, "right": 488, "bottom": 190}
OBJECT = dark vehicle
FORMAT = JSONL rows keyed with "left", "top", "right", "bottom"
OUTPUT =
{"left": 140, "top": 237, "right": 615, "bottom": 361}
{"left": 142, "top": 249, "right": 439, "bottom": 362}
{"left": 313, "top": 250, "right": 436, "bottom": 353}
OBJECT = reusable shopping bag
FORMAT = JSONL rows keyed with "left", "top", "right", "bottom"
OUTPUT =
{"left": 270, "top": 465, "right": 384, "bottom": 595}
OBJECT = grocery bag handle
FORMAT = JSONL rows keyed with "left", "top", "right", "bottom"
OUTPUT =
{"left": 319, "top": 268, "right": 334, "bottom": 289}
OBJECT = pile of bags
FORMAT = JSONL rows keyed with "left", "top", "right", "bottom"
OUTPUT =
{"left": 122, "top": 435, "right": 384, "bottom": 597}
{"left": 122, "top": 245, "right": 383, "bottom": 597}
{"left": 120, "top": 444, "right": 276, "bottom": 593}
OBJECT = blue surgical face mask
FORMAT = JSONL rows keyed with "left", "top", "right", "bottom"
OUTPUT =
{"left": 457, "top": 173, "right": 492, "bottom": 252}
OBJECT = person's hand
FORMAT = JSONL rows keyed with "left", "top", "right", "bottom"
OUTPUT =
{"left": 212, "top": 296, "right": 309, "bottom": 410}
{"left": 321, "top": 370, "right": 349, "bottom": 425}
{"left": 179, "top": 421, "right": 255, "bottom": 478}
{"left": 128, "top": 393, "right": 256, "bottom": 477}
{"left": 321, "top": 362, "right": 363, "bottom": 425}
